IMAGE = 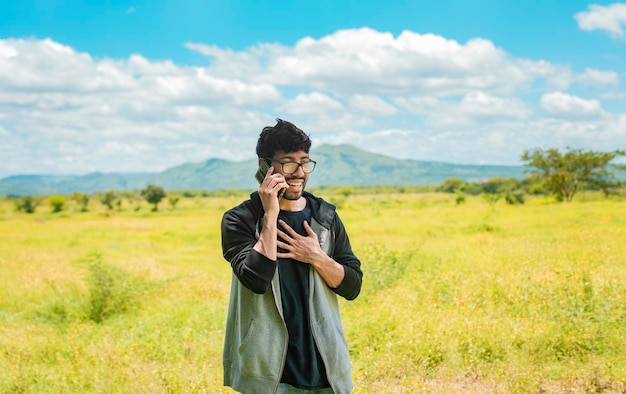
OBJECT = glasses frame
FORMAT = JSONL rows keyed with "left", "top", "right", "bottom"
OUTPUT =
{"left": 266, "top": 158, "right": 317, "bottom": 174}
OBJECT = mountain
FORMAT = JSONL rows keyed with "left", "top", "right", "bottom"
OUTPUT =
{"left": 308, "top": 144, "right": 524, "bottom": 187}
{"left": 0, "top": 144, "right": 525, "bottom": 196}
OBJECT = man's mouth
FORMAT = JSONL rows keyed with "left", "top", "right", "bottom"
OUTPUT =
{"left": 286, "top": 179, "right": 304, "bottom": 189}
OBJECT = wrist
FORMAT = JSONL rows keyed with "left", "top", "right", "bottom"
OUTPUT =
{"left": 263, "top": 211, "right": 279, "bottom": 223}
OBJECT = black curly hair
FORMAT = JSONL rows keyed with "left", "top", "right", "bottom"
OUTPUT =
{"left": 256, "top": 119, "right": 311, "bottom": 159}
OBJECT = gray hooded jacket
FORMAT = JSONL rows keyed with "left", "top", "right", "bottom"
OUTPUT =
{"left": 221, "top": 191, "right": 362, "bottom": 394}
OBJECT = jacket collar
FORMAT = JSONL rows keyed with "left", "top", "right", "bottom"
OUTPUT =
{"left": 249, "top": 191, "right": 335, "bottom": 227}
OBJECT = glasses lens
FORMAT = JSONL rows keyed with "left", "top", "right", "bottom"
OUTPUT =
{"left": 282, "top": 162, "right": 298, "bottom": 173}
{"left": 279, "top": 161, "right": 316, "bottom": 174}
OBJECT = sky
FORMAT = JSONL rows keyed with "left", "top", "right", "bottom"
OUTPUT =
{"left": 1, "top": 0, "right": 625, "bottom": 178}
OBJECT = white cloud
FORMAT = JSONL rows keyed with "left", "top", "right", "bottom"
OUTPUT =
{"left": 0, "top": 31, "right": 624, "bottom": 179}
{"left": 398, "top": 92, "right": 531, "bottom": 129}
{"left": 189, "top": 28, "right": 572, "bottom": 97}
{"left": 540, "top": 92, "right": 604, "bottom": 118}
{"left": 575, "top": 3, "right": 626, "bottom": 39}
{"left": 459, "top": 92, "right": 531, "bottom": 120}
{"left": 578, "top": 68, "right": 619, "bottom": 87}
{"left": 347, "top": 95, "right": 397, "bottom": 116}
{"left": 393, "top": 96, "right": 440, "bottom": 115}
{"left": 279, "top": 92, "right": 344, "bottom": 115}
{"left": 600, "top": 91, "right": 626, "bottom": 99}
{"left": 577, "top": 67, "right": 620, "bottom": 87}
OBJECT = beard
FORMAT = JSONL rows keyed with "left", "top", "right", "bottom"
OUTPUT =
{"left": 282, "top": 177, "right": 307, "bottom": 200}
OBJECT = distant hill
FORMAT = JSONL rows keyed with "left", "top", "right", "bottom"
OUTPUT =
{"left": 0, "top": 144, "right": 526, "bottom": 196}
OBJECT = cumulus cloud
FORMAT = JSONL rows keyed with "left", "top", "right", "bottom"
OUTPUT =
{"left": 576, "top": 67, "right": 620, "bottom": 87}
{"left": 0, "top": 38, "right": 285, "bottom": 175}
{"left": 188, "top": 28, "right": 572, "bottom": 97}
{"left": 0, "top": 30, "right": 624, "bottom": 178}
{"left": 347, "top": 95, "right": 397, "bottom": 116}
{"left": 575, "top": 3, "right": 626, "bottom": 39}
{"left": 600, "top": 91, "right": 626, "bottom": 99}
{"left": 459, "top": 92, "right": 531, "bottom": 120}
{"left": 399, "top": 92, "right": 531, "bottom": 129}
{"left": 279, "top": 92, "right": 344, "bottom": 115}
{"left": 540, "top": 92, "right": 604, "bottom": 118}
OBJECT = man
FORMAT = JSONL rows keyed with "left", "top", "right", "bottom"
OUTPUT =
{"left": 221, "top": 119, "right": 363, "bottom": 394}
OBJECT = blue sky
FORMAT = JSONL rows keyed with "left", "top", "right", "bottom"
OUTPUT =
{"left": 0, "top": 0, "right": 625, "bottom": 178}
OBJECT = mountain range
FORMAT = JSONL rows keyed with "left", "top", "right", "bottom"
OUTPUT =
{"left": 0, "top": 144, "right": 526, "bottom": 196}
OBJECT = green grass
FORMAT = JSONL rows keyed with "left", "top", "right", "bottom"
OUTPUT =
{"left": 1, "top": 193, "right": 626, "bottom": 393}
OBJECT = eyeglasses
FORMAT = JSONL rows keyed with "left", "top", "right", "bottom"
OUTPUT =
{"left": 266, "top": 158, "right": 317, "bottom": 174}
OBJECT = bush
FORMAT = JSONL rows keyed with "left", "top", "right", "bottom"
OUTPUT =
{"left": 48, "top": 195, "right": 66, "bottom": 213}
{"left": 337, "top": 186, "right": 354, "bottom": 197}
{"left": 438, "top": 177, "right": 467, "bottom": 193}
{"left": 84, "top": 252, "right": 143, "bottom": 323}
{"left": 100, "top": 190, "right": 117, "bottom": 210}
{"left": 168, "top": 193, "right": 181, "bottom": 210}
{"left": 71, "top": 192, "right": 90, "bottom": 212}
{"left": 505, "top": 191, "right": 526, "bottom": 205}
{"left": 455, "top": 192, "right": 466, "bottom": 205}
{"left": 15, "top": 196, "right": 39, "bottom": 213}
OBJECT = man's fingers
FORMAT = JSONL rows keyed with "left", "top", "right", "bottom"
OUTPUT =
{"left": 278, "top": 219, "right": 299, "bottom": 237}
{"left": 303, "top": 220, "right": 316, "bottom": 237}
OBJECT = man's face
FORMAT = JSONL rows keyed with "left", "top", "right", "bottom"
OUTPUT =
{"left": 270, "top": 150, "right": 311, "bottom": 201}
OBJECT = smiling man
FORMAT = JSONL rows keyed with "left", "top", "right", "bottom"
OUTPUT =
{"left": 221, "top": 119, "right": 363, "bottom": 394}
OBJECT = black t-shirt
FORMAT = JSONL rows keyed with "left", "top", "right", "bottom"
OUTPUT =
{"left": 278, "top": 204, "right": 330, "bottom": 389}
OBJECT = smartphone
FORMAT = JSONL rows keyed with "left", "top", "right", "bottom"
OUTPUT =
{"left": 255, "top": 160, "right": 286, "bottom": 198}
{"left": 255, "top": 160, "right": 270, "bottom": 185}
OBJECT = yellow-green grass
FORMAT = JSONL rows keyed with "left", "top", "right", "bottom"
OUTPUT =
{"left": 1, "top": 193, "right": 625, "bottom": 393}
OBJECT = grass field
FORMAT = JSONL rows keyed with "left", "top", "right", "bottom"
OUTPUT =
{"left": 1, "top": 191, "right": 626, "bottom": 393}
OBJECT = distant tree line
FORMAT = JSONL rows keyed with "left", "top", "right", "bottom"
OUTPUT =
{"left": 438, "top": 147, "right": 626, "bottom": 203}
{"left": 5, "top": 148, "right": 626, "bottom": 213}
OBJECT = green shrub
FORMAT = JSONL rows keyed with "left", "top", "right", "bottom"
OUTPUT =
{"left": 71, "top": 192, "right": 90, "bottom": 212}
{"left": 337, "top": 186, "right": 354, "bottom": 197}
{"left": 168, "top": 193, "right": 181, "bottom": 210}
{"left": 15, "top": 196, "right": 39, "bottom": 213}
{"left": 505, "top": 191, "right": 525, "bottom": 205}
{"left": 83, "top": 252, "right": 143, "bottom": 323}
{"left": 455, "top": 192, "right": 466, "bottom": 205}
{"left": 100, "top": 190, "right": 117, "bottom": 210}
{"left": 48, "top": 195, "right": 66, "bottom": 213}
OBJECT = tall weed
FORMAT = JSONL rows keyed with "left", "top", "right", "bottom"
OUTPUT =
{"left": 83, "top": 251, "right": 145, "bottom": 323}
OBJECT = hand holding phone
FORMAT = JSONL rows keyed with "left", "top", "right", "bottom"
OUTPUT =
{"left": 255, "top": 160, "right": 286, "bottom": 199}
{"left": 255, "top": 160, "right": 271, "bottom": 185}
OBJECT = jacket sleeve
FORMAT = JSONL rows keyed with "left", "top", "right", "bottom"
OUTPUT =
{"left": 221, "top": 205, "right": 277, "bottom": 294}
{"left": 330, "top": 213, "right": 363, "bottom": 300}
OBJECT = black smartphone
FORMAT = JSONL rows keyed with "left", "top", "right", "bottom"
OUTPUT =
{"left": 255, "top": 160, "right": 286, "bottom": 198}
{"left": 255, "top": 160, "right": 270, "bottom": 185}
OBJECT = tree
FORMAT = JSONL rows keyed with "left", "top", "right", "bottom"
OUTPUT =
{"left": 479, "top": 177, "right": 520, "bottom": 195}
{"left": 72, "top": 192, "right": 90, "bottom": 212}
{"left": 521, "top": 148, "right": 626, "bottom": 202}
{"left": 437, "top": 177, "right": 467, "bottom": 193}
{"left": 100, "top": 190, "right": 117, "bottom": 210}
{"left": 141, "top": 184, "right": 166, "bottom": 211}
{"left": 15, "top": 196, "right": 39, "bottom": 213}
